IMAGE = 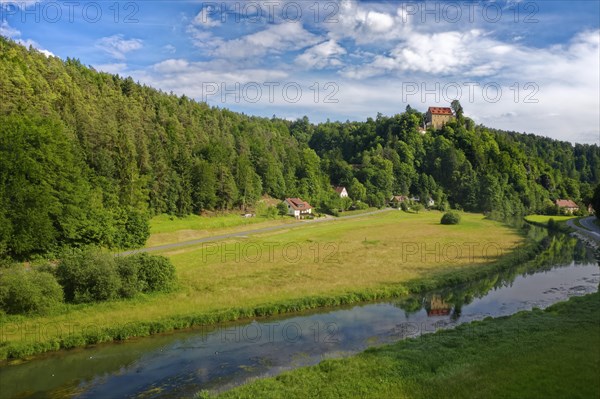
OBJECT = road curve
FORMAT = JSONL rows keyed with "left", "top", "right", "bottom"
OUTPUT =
{"left": 120, "top": 208, "right": 395, "bottom": 255}
{"left": 566, "top": 216, "right": 600, "bottom": 244}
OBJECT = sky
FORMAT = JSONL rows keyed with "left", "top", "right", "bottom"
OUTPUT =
{"left": 1, "top": 0, "right": 599, "bottom": 144}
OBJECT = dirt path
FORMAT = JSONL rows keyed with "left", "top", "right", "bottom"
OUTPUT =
{"left": 120, "top": 208, "right": 395, "bottom": 255}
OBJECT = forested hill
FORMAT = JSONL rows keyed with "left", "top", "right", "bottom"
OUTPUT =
{"left": 1, "top": 37, "right": 598, "bottom": 259}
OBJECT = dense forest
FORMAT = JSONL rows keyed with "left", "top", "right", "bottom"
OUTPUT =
{"left": 1, "top": 36, "right": 599, "bottom": 259}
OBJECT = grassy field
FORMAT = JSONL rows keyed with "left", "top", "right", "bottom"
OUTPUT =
{"left": 0, "top": 211, "right": 526, "bottom": 359}
{"left": 335, "top": 207, "right": 379, "bottom": 217}
{"left": 215, "top": 292, "right": 600, "bottom": 399}
{"left": 524, "top": 214, "right": 576, "bottom": 226}
{"left": 147, "top": 213, "right": 296, "bottom": 247}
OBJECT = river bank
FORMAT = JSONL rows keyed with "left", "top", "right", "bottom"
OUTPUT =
{"left": 216, "top": 291, "right": 600, "bottom": 399}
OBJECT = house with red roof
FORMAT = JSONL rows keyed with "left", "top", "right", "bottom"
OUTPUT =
{"left": 284, "top": 198, "right": 313, "bottom": 218}
{"left": 425, "top": 106, "right": 454, "bottom": 130}
{"left": 555, "top": 199, "right": 579, "bottom": 214}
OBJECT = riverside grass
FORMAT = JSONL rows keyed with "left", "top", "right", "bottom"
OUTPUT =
{"left": 0, "top": 211, "right": 531, "bottom": 360}
{"left": 215, "top": 292, "right": 600, "bottom": 399}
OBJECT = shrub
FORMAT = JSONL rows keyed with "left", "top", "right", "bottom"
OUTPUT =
{"left": 441, "top": 211, "right": 461, "bottom": 225}
{"left": 0, "top": 268, "right": 63, "bottom": 314}
{"left": 129, "top": 253, "right": 176, "bottom": 292}
{"left": 56, "top": 251, "right": 121, "bottom": 303}
{"left": 115, "top": 256, "right": 143, "bottom": 298}
{"left": 276, "top": 202, "right": 288, "bottom": 216}
{"left": 352, "top": 201, "right": 369, "bottom": 210}
{"left": 265, "top": 206, "right": 279, "bottom": 219}
{"left": 54, "top": 251, "right": 176, "bottom": 305}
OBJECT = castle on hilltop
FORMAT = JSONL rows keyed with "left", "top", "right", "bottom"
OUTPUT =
{"left": 425, "top": 107, "right": 454, "bottom": 130}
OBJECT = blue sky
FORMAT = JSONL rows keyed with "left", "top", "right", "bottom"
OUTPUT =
{"left": 1, "top": 0, "right": 599, "bottom": 144}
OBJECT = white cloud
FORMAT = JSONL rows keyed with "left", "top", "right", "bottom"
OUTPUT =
{"left": 193, "top": 8, "right": 221, "bottom": 28}
{"left": 15, "top": 38, "right": 54, "bottom": 57}
{"left": 295, "top": 40, "right": 346, "bottom": 69}
{"left": 163, "top": 44, "right": 177, "bottom": 54}
{"left": 0, "top": 20, "right": 19, "bottom": 37}
{"left": 341, "top": 29, "right": 494, "bottom": 78}
{"left": 364, "top": 11, "right": 395, "bottom": 33}
{"left": 132, "top": 58, "right": 290, "bottom": 103}
{"left": 96, "top": 34, "right": 143, "bottom": 60}
{"left": 1, "top": 20, "right": 54, "bottom": 56}
{"left": 209, "top": 22, "right": 320, "bottom": 60}
{"left": 326, "top": 0, "right": 411, "bottom": 45}
{"left": 153, "top": 58, "right": 189, "bottom": 73}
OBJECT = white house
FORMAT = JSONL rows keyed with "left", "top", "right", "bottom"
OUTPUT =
{"left": 334, "top": 186, "right": 349, "bottom": 198}
{"left": 284, "top": 198, "right": 313, "bottom": 218}
{"left": 427, "top": 197, "right": 435, "bottom": 207}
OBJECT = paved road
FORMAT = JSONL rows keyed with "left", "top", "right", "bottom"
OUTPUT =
{"left": 566, "top": 216, "right": 600, "bottom": 243}
{"left": 120, "top": 208, "right": 395, "bottom": 255}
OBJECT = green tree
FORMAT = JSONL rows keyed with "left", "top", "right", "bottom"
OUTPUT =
{"left": 191, "top": 159, "right": 217, "bottom": 212}
{"left": 348, "top": 178, "right": 367, "bottom": 202}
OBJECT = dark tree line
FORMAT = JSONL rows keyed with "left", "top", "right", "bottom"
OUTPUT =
{"left": 1, "top": 37, "right": 598, "bottom": 258}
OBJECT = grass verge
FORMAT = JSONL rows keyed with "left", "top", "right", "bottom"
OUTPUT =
{"left": 214, "top": 292, "right": 600, "bottom": 399}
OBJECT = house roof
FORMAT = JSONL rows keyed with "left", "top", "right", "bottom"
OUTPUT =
{"left": 391, "top": 195, "right": 408, "bottom": 202}
{"left": 285, "top": 198, "right": 312, "bottom": 211}
{"left": 428, "top": 107, "right": 453, "bottom": 115}
{"left": 556, "top": 199, "right": 579, "bottom": 208}
{"left": 334, "top": 186, "right": 346, "bottom": 194}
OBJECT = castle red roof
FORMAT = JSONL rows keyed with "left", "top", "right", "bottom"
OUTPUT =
{"left": 428, "top": 107, "right": 453, "bottom": 115}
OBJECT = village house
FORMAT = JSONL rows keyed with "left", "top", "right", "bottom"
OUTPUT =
{"left": 427, "top": 197, "right": 435, "bottom": 207}
{"left": 390, "top": 195, "right": 409, "bottom": 207}
{"left": 334, "top": 186, "right": 349, "bottom": 198}
{"left": 284, "top": 197, "right": 313, "bottom": 219}
{"left": 425, "top": 107, "right": 454, "bottom": 130}
{"left": 555, "top": 199, "right": 579, "bottom": 214}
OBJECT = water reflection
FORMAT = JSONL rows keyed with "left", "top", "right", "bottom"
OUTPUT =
{"left": 395, "top": 232, "right": 597, "bottom": 321}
